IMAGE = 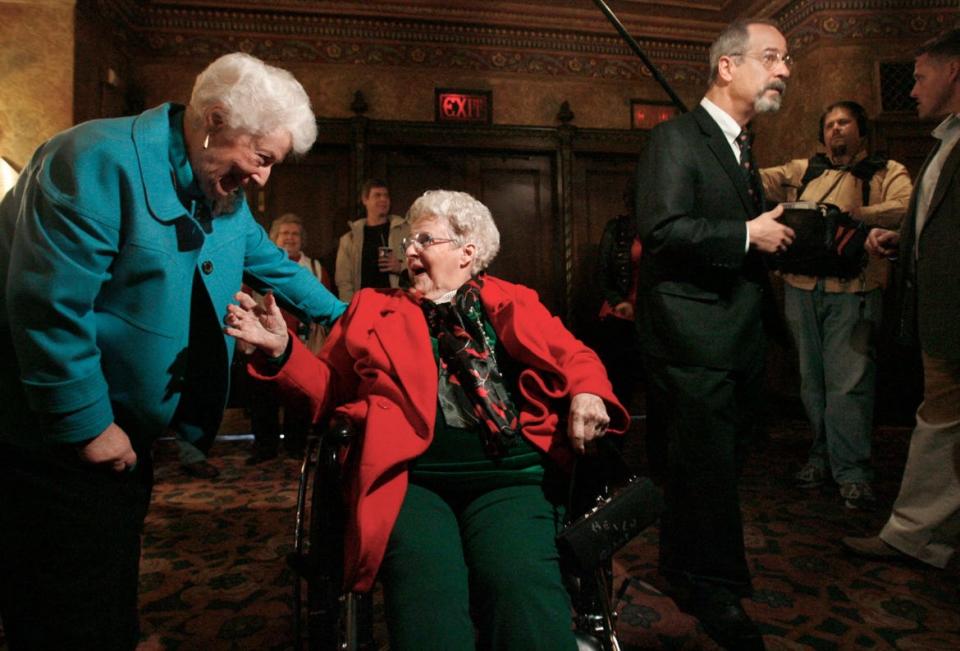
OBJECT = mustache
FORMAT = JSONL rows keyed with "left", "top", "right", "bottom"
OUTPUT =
{"left": 763, "top": 79, "right": 787, "bottom": 94}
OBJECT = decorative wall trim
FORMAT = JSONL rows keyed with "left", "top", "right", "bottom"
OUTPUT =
{"left": 775, "top": 0, "right": 958, "bottom": 53}
{"left": 86, "top": 0, "right": 958, "bottom": 87}
{"left": 92, "top": 0, "right": 711, "bottom": 85}
{"left": 140, "top": 34, "right": 709, "bottom": 85}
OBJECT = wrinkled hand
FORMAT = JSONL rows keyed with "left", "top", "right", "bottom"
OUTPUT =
{"left": 224, "top": 291, "right": 289, "bottom": 358}
{"left": 749, "top": 204, "right": 795, "bottom": 254}
{"left": 612, "top": 302, "right": 634, "bottom": 320}
{"left": 76, "top": 422, "right": 137, "bottom": 473}
{"left": 378, "top": 251, "right": 403, "bottom": 274}
{"left": 567, "top": 393, "right": 610, "bottom": 455}
{"left": 865, "top": 228, "right": 900, "bottom": 258}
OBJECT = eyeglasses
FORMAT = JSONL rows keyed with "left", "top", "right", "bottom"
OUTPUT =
{"left": 729, "top": 50, "right": 794, "bottom": 70}
{"left": 401, "top": 231, "right": 458, "bottom": 252}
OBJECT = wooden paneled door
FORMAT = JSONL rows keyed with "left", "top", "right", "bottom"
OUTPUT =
{"left": 369, "top": 147, "right": 561, "bottom": 314}
{"left": 252, "top": 146, "right": 353, "bottom": 273}
{"left": 569, "top": 152, "right": 637, "bottom": 336}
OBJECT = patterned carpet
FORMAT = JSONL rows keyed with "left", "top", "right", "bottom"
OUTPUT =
{"left": 5, "top": 417, "right": 956, "bottom": 650}
{"left": 613, "top": 421, "right": 960, "bottom": 650}
{"left": 131, "top": 417, "right": 959, "bottom": 650}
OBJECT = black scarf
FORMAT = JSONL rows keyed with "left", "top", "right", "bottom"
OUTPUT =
{"left": 414, "top": 276, "right": 520, "bottom": 457}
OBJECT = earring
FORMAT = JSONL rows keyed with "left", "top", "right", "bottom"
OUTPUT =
{"left": 203, "top": 133, "right": 210, "bottom": 150}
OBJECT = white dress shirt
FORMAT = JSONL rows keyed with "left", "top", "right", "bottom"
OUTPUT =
{"left": 915, "top": 113, "right": 960, "bottom": 258}
{"left": 700, "top": 97, "right": 751, "bottom": 251}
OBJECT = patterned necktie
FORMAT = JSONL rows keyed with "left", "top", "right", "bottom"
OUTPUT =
{"left": 736, "top": 129, "right": 763, "bottom": 213}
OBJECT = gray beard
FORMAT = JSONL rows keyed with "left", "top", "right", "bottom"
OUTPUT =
{"left": 754, "top": 81, "right": 786, "bottom": 113}
{"left": 755, "top": 93, "right": 782, "bottom": 113}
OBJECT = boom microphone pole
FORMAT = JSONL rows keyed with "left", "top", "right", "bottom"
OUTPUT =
{"left": 591, "top": 0, "right": 689, "bottom": 113}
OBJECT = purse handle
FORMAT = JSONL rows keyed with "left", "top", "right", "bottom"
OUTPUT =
{"left": 565, "top": 437, "right": 637, "bottom": 521}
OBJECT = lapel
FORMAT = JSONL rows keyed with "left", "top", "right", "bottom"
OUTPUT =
{"left": 132, "top": 103, "right": 194, "bottom": 224}
{"left": 370, "top": 292, "right": 436, "bottom": 434}
{"left": 902, "top": 144, "right": 938, "bottom": 247}
{"left": 693, "top": 105, "right": 755, "bottom": 215}
{"left": 922, "top": 138, "right": 960, "bottom": 234}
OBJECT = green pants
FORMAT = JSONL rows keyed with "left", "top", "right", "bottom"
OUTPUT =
{"left": 380, "top": 482, "right": 578, "bottom": 651}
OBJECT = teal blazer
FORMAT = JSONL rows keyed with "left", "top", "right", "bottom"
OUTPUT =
{"left": 0, "top": 103, "right": 346, "bottom": 450}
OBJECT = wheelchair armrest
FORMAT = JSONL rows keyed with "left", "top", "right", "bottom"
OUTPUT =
{"left": 326, "top": 414, "right": 356, "bottom": 446}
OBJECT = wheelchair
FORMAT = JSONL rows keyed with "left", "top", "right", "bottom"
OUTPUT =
{"left": 289, "top": 418, "right": 656, "bottom": 651}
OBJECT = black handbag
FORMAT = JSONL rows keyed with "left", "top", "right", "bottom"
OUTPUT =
{"left": 556, "top": 441, "right": 664, "bottom": 574}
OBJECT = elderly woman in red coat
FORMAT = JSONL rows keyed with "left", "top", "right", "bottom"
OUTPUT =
{"left": 227, "top": 189, "right": 629, "bottom": 651}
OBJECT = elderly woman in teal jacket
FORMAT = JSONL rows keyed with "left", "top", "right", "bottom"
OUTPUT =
{"left": 0, "top": 53, "right": 345, "bottom": 649}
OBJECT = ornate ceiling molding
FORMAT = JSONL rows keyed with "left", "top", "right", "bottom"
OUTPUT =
{"left": 775, "top": 0, "right": 958, "bottom": 53}
{"left": 137, "top": 33, "right": 710, "bottom": 86}
{"left": 93, "top": 0, "right": 713, "bottom": 85}
{"left": 86, "top": 0, "right": 958, "bottom": 87}
{"left": 139, "top": 0, "right": 729, "bottom": 36}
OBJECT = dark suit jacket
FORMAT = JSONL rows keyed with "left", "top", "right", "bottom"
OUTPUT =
{"left": 895, "top": 131, "right": 960, "bottom": 361}
{"left": 636, "top": 104, "right": 769, "bottom": 371}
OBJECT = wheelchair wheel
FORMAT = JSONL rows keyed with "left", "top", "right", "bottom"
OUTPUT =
{"left": 571, "top": 562, "right": 623, "bottom": 651}
{"left": 291, "top": 436, "right": 319, "bottom": 650}
{"left": 290, "top": 425, "right": 377, "bottom": 651}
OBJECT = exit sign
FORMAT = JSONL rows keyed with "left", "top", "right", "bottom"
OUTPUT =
{"left": 436, "top": 88, "right": 492, "bottom": 124}
{"left": 632, "top": 100, "right": 678, "bottom": 129}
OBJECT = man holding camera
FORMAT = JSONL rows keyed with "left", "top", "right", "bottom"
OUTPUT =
{"left": 761, "top": 101, "right": 912, "bottom": 508}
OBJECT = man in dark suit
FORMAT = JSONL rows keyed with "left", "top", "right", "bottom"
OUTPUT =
{"left": 842, "top": 28, "right": 960, "bottom": 568}
{"left": 635, "top": 19, "right": 794, "bottom": 650}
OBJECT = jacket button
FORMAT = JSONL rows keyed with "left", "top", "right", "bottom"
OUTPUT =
{"left": 201, "top": 260, "right": 214, "bottom": 275}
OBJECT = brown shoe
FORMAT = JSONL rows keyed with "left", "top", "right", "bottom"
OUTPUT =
{"left": 841, "top": 536, "right": 907, "bottom": 561}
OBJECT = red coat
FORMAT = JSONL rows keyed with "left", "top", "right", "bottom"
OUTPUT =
{"left": 252, "top": 275, "right": 630, "bottom": 591}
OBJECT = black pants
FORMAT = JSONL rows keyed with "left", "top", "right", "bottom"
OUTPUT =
{"left": 645, "top": 353, "right": 762, "bottom": 595}
{"left": 249, "top": 378, "right": 311, "bottom": 454}
{"left": 0, "top": 442, "right": 153, "bottom": 650}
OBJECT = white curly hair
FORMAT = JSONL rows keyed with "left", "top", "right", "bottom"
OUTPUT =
{"left": 407, "top": 190, "right": 500, "bottom": 274}
{"left": 189, "top": 52, "right": 317, "bottom": 155}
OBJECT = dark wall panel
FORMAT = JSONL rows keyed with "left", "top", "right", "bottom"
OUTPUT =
{"left": 571, "top": 153, "right": 636, "bottom": 337}
{"left": 256, "top": 146, "right": 352, "bottom": 274}
{"left": 476, "top": 159, "right": 558, "bottom": 313}
{"left": 371, "top": 147, "right": 559, "bottom": 313}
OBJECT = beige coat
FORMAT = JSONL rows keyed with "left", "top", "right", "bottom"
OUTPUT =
{"left": 334, "top": 215, "right": 409, "bottom": 302}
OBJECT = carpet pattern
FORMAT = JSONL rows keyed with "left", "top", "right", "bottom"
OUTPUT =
{"left": 9, "top": 419, "right": 954, "bottom": 650}
{"left": 135, "top": 419, "right": 959, "bottom": 650}
{"left": 612, "top": 421, "right": 960, "bottom": 650}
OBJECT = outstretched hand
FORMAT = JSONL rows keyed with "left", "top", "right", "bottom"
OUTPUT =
{"left": 865, "top": 228, "right": 900, "bottom": 258}
{"left": 224, "top": 291, "right": 289, "bottom": 358}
